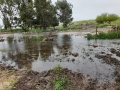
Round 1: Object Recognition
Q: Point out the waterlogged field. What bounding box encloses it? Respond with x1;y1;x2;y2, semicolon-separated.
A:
0;32;120;84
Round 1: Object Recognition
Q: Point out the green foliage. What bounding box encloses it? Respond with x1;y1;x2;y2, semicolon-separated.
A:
0;28;23;32
85;34;95;39
31;36;43;41
0;0;17;30
86;31;120;39
51;65;71;90
18;0;35;30
56;0;73;28
111;19;120;26
56;19;96;31
96;13;119;24
52;65;62;74
96;32;107;39
52;76;71;90
34;0;59;30
98;22;110;28
30;28;50;33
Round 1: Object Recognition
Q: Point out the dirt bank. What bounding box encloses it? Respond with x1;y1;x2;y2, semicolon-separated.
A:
0;64;120;90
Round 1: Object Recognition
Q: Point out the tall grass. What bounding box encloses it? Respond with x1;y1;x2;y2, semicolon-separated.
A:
86;31;120;39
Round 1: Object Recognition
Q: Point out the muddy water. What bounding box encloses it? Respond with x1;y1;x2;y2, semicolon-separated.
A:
0;32;120;84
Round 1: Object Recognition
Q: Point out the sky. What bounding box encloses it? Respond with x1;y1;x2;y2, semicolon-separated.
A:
52;0;120;21
0;0;120;26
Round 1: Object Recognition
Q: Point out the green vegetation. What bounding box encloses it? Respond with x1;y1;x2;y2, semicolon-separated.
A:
56;0;73;28
96;13;119;24
56;19;96;31
31;36;44;41
51;65;71;90
0;0;73;31
52;76;71;90
52;64;62;74
0;29;23;32
86;31;120;39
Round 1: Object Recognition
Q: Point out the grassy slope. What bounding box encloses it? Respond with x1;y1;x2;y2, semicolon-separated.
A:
56;19;96;31
56;19;120;31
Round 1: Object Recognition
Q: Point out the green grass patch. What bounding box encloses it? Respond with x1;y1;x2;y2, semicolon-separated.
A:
29;28;51;33
52;76;71;90
51;65;71;90
0;29;23;32
86;31;120;39
31;36;44;41
52;64;62;74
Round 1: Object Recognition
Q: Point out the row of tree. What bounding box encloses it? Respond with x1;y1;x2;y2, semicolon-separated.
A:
0;0;73;31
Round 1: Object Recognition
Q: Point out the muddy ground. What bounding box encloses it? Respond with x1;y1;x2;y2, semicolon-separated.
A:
0;64;120;90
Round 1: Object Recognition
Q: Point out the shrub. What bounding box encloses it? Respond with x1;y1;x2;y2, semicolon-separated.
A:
85;31;120;39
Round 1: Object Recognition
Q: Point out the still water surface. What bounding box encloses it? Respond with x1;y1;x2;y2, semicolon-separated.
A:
0;32;120;83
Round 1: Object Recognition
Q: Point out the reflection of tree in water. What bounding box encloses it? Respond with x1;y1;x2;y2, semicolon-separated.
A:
24;37;39;58
56;34;72;54
6;52;32;69
7;37;14;44
39;41;53;59
4;36;41;69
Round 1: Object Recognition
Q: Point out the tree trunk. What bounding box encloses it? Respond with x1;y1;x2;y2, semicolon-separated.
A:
96;26;98;36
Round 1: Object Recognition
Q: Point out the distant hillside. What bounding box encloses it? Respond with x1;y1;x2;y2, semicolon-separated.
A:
56;19;97;30
56;19;120;31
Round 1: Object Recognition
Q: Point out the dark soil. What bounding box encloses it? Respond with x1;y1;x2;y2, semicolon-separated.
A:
0;64;120;90
95;54;120;66
12;68;115;90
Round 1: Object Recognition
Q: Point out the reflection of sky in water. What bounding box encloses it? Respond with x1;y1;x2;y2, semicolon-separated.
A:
0;32;120;84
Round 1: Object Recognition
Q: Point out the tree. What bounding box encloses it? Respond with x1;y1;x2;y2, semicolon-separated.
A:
34;0;58;30
107;14;119;23
0;0;18;30
96;13;119;24
14;0;35;31
56;0;73;28
49;4;59;29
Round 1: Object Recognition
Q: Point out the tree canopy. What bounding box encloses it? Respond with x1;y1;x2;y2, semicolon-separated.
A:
0;0;73;30
96;13;119;24
56;0;73;27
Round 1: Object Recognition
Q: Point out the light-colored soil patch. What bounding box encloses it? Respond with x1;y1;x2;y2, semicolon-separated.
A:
0;65;25;90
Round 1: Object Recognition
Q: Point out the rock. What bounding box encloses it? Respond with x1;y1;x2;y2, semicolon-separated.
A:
116;51;120;57
63;52;67;56
49;37;54;41
93;45;98;48
42;38;49;41
42;37;54;42
45;76;51;81
0;39;4;42
72;53;79;57
110;48;116;54
46;83;51;90
72;59;75;62
85;53;89;56
101;52;105;54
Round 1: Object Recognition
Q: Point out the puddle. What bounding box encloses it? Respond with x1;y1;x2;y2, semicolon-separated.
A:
0;32;120;84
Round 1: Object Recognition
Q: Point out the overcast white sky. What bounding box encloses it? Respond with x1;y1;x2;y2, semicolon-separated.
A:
0;0;120;26
52;0;120;21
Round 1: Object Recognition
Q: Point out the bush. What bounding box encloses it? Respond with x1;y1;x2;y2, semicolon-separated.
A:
86;31;120;39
